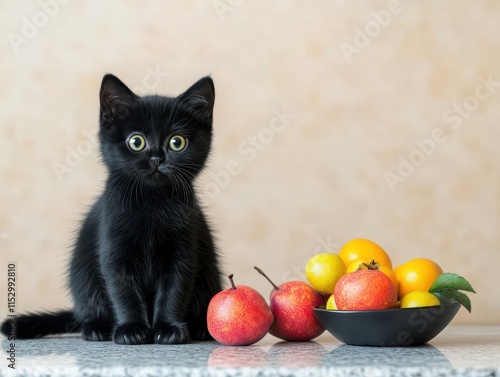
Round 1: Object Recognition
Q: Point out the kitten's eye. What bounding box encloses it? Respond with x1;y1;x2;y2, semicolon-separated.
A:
128;134;146;152
169;135;187;152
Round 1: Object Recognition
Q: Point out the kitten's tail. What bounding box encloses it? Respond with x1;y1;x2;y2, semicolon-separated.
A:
1;310;78;339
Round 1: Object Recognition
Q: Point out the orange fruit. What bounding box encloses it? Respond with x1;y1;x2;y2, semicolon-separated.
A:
338;239;392;269
394;258;443;300
400;291;440;308
346;259;399;292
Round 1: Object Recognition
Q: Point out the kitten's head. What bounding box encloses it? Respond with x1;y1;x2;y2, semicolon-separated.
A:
98;74;215;191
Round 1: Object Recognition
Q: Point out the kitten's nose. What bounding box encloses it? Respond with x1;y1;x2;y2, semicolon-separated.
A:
149;156;165;169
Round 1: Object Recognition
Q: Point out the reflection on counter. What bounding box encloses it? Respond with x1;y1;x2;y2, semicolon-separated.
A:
0;326;499;377
322;344;451;368
208;345;268;367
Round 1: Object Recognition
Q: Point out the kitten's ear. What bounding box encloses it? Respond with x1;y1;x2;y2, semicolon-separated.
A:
99;74;137;122
180;76;215;119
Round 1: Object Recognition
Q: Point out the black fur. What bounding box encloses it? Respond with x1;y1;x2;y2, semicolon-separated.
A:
1;74;223;345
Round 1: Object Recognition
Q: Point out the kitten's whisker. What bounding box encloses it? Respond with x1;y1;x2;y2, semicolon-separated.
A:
128;176;140;211
170;167;196;208
106;174;128;206
119;175;135;212
135;175;145;207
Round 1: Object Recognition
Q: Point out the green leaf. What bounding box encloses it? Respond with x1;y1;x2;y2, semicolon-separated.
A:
429;273;476;293
432;289;472;313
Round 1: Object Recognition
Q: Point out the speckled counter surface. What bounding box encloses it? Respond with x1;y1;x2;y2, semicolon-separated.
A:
1;326;499;377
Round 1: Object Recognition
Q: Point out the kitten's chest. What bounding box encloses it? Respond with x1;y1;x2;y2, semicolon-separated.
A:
103;195;193;247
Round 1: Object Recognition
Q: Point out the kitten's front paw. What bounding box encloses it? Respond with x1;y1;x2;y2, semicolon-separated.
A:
82;321;112;341
113;323;152;345
153;322;189;344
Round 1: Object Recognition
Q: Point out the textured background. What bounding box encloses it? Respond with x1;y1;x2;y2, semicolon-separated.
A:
0;1;499;325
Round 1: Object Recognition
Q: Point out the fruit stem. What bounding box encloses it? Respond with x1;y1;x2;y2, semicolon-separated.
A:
254;266;279;290
228;274;237;290
361;260;380;270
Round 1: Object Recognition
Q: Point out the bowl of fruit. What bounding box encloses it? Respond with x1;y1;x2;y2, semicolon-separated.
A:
306;239;475;347
313;303;461;347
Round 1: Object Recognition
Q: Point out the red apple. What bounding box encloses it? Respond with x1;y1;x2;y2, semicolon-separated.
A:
207;274;273;346
334;269;397;310
254;267;325;341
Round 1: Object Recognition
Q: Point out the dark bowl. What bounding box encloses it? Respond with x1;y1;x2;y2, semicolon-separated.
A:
313;303;461;346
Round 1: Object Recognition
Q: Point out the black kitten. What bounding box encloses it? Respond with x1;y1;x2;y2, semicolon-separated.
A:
1;74;223;345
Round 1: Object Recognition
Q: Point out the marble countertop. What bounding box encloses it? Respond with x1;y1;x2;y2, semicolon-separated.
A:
1;326;499;377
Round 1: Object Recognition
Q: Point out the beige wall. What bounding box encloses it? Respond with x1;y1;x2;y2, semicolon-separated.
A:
1;1;499;325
